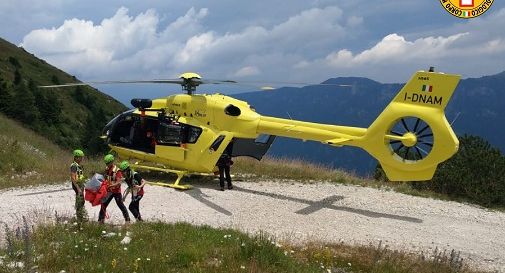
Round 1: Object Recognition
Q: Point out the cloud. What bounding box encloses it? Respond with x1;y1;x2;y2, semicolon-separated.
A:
20;6;356;81
159;7;208;43
291;7;505;82
19;5;505;84
233;66;260;77
325;32;469;66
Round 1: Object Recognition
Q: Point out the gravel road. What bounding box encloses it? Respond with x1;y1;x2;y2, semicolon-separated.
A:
0;181;504;272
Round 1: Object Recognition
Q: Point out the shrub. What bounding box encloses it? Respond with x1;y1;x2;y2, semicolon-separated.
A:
413;135;505;207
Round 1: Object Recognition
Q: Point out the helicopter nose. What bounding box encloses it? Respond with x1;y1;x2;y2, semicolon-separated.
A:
101;125;112;142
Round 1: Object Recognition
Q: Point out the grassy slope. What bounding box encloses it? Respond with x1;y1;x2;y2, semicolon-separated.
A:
0;113;68;188
0;37;126;148
0;113;104;189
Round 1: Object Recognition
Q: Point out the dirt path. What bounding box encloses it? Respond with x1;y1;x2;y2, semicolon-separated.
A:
1;181;504;272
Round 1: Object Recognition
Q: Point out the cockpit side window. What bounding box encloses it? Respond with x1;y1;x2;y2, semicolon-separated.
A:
185;125;202;144
157;122;182;146
157;121;203;146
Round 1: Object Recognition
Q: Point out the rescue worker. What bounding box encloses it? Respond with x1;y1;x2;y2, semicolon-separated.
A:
70;149;88;223
216;140;234;191
98;154;130;224
119;161;146;221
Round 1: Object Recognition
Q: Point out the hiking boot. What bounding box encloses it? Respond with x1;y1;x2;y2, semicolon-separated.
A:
219;187;225;191
227;184;233;190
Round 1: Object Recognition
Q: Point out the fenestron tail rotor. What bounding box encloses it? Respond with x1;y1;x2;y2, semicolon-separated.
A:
387;117;434;162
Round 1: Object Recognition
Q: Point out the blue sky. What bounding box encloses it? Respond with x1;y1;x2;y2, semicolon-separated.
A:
1;1;504;104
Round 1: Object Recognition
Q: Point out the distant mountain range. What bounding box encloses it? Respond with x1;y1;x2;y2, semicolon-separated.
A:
233;71;505;175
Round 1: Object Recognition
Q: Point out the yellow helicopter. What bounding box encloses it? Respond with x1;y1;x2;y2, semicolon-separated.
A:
43;68;460;189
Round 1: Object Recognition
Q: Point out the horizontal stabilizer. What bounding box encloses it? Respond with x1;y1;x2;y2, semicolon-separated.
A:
323;138;351;146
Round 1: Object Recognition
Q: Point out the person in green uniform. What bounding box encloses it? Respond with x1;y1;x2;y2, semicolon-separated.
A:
119;161;146;221
99;154;131;224
70;149;88;223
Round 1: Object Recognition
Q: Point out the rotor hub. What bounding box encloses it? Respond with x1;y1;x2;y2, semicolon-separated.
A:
388;117;434;162
179;72;202;95
401;132;417;147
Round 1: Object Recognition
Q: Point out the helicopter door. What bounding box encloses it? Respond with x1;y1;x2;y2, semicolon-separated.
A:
232;134;276;160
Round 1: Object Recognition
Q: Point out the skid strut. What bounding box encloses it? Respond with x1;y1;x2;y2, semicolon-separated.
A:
132;163;192;190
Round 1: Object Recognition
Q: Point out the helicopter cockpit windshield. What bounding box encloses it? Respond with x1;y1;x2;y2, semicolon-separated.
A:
102;109;134;139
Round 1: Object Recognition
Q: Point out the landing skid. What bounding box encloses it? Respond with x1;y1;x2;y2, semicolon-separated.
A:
132;163;192;190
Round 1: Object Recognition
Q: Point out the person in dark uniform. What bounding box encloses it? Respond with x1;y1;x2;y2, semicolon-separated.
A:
119;161;146;221
70;149;88;223
217;140;234;191
99;154;130;224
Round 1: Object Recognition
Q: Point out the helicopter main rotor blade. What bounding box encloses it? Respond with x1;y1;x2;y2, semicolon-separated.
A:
200;79;238;84
225;80;353;87
38;77;352;90
39;79;186;88
39;83;90;88
39;79;242;88
192;80;353;91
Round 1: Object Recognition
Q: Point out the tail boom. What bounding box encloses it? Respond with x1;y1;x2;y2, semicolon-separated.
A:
253;70;460;182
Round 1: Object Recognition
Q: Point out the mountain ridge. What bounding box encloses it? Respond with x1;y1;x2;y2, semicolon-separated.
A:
0;37;127;153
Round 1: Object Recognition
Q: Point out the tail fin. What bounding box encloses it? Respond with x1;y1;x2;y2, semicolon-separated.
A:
361;70;461;181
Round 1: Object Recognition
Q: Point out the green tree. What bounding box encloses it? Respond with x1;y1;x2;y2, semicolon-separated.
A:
414;135;505;207
81;111;108;155
51;75;60;85
44;91;62;124
14;69;22;85
28;79;37;92
0;80;12;113
28;79;62;125
8;56;21;68
73;86;87;105
35;89;59;124
11;83;39;124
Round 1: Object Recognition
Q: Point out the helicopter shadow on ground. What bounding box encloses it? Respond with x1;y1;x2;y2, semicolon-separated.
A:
232;186;423;223
177;176;422;223
184;186;233;216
